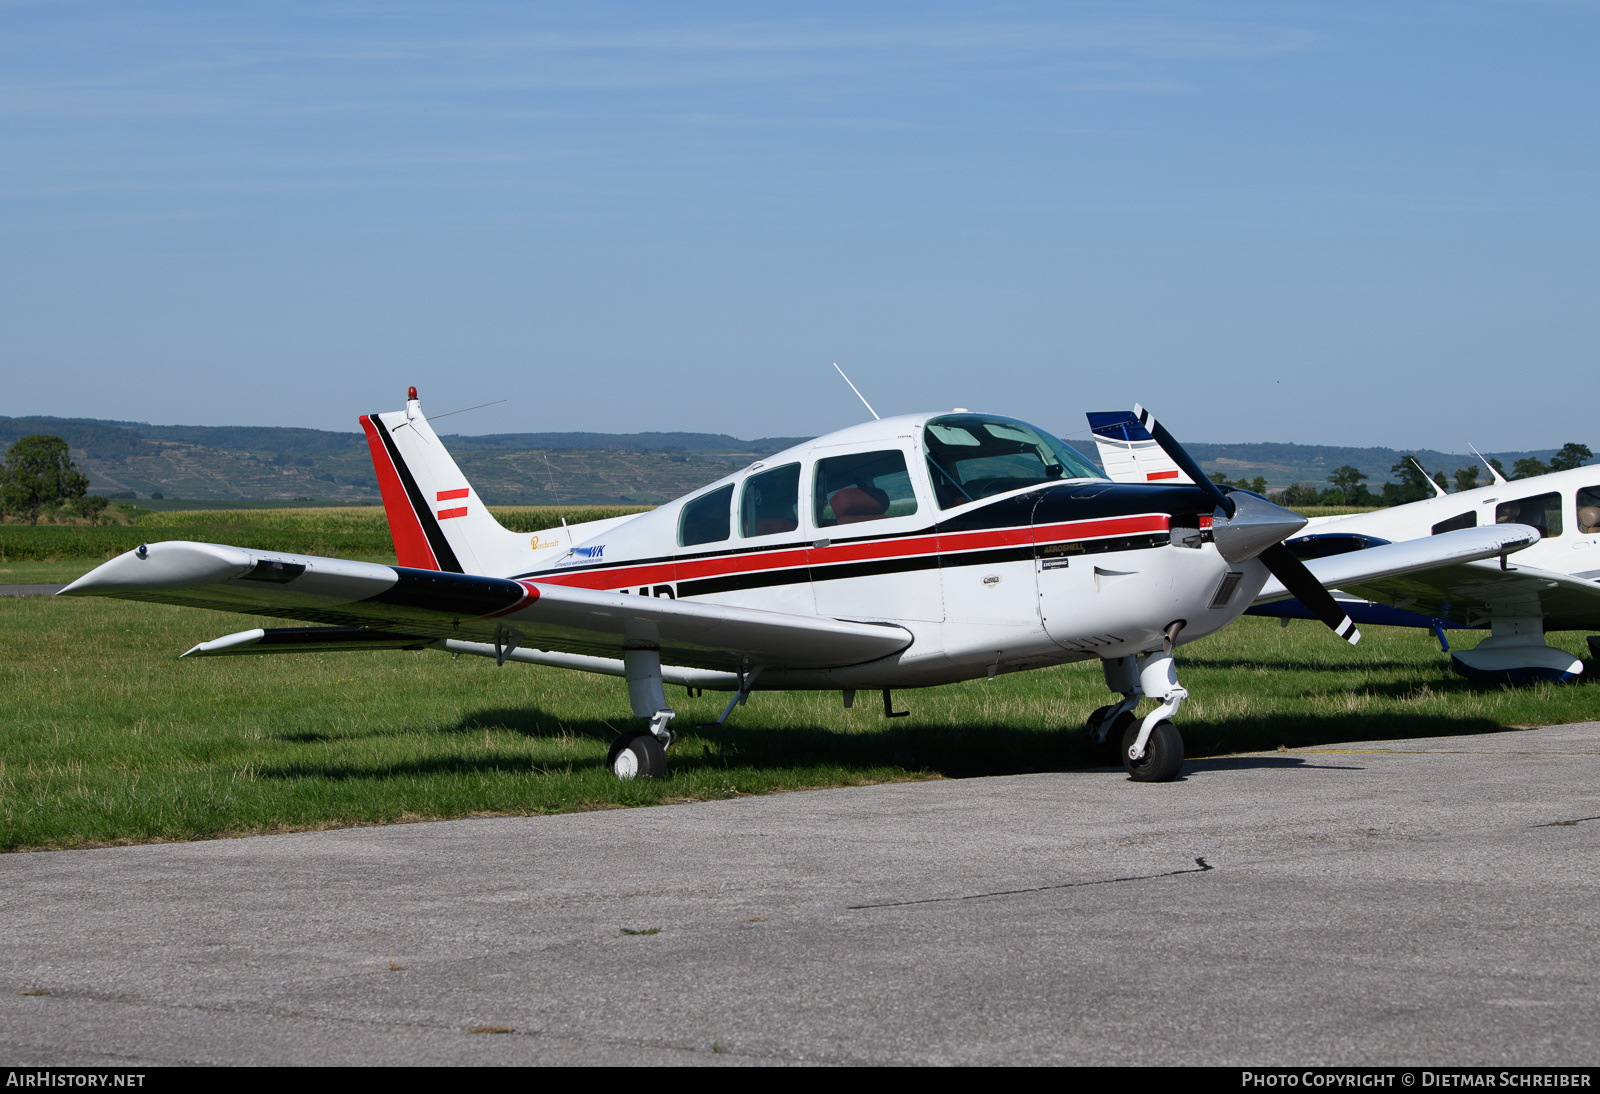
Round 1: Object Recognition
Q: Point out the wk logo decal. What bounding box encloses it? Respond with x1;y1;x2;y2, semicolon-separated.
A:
557;544;606;567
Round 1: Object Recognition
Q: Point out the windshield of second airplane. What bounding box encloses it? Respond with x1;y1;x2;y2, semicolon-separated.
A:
923;414;1103;508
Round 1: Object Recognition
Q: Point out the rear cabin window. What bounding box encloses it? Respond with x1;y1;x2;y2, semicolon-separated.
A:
1578;487;1600;535
679;484;734;547
813;450;918;528
741;463;800;538
923;414;1101;509
1497;492;1562;538
1432;511;1476;535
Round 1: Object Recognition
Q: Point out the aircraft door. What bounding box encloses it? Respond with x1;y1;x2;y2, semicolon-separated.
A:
1574;485;1600;573
1034;488;1151;655
808;442;944;622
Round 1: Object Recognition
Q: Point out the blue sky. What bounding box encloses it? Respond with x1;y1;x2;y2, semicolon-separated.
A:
1;1;1595;451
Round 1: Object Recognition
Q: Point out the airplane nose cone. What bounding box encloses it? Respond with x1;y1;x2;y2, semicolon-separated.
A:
1210;492;1307;564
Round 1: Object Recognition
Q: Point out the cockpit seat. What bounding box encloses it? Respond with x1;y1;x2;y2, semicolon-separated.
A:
831;486;891;525
1579;506;1600;535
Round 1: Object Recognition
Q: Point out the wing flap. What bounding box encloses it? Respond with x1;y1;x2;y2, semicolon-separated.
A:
65;541;913;671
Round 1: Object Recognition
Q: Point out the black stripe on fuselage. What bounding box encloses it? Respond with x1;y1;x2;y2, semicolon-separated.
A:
675;533;1172;598
373;415;464;574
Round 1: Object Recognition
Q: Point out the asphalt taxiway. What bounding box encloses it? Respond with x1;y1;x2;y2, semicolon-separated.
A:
4;723;1599;1066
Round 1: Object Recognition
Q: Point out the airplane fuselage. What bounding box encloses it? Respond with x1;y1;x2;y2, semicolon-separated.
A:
505;418;1270;691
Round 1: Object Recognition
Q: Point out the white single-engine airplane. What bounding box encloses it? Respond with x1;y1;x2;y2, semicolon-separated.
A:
61;392;1540;782
1089;413;1600;685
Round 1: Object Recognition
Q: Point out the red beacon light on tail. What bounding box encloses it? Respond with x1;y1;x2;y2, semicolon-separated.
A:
408;386;418;401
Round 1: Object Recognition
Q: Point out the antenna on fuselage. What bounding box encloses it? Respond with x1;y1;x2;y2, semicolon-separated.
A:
1410;456;1447;498
833;363;881;421
1469;444;1509;486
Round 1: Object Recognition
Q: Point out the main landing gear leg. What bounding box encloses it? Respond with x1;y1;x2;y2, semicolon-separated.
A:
609;649;678;780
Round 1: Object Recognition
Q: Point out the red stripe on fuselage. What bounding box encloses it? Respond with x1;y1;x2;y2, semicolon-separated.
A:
437;507;468;520
360;414;439;571
526;513;1171;592
1146;470;1180;481
437;488;469;501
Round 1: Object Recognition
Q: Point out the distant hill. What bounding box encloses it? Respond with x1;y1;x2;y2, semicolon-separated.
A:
0;416;810;505
0;415;1582;505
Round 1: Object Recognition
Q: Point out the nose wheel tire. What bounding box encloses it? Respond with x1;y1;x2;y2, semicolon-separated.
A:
608;730;668;779
1085;707;1136;765
1122;719;1184;782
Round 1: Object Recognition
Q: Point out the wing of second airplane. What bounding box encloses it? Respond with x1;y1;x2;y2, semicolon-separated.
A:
59;541;913;673
1253;524;1543;607
1328;557;1600;632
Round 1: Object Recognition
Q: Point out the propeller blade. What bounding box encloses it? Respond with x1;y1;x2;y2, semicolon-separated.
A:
1131;402;1357;645
1132;404;1235;518
1259;543;1362;645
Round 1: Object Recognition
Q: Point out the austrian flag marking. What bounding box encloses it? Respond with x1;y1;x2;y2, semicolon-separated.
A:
436;487;469;520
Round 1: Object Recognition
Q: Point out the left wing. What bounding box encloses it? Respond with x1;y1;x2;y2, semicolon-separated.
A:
61;541;914;672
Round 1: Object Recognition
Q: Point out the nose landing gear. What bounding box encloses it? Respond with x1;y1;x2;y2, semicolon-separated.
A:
1089;647;1189;782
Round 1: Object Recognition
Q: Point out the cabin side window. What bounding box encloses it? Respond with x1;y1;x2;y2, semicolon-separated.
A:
1578;487;1600;535
813;450;918;528
679;484;734;547
741;463;801;538
1431;511;1476;535
1497;492;1563;538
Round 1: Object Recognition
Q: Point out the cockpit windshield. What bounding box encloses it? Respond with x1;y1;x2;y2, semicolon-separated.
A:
923;414;1103;508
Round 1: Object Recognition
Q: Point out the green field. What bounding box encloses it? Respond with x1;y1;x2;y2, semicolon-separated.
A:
0;505;652;565
2;583;1595;852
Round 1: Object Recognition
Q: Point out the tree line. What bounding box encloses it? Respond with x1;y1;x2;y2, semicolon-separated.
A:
1254;443;1595;508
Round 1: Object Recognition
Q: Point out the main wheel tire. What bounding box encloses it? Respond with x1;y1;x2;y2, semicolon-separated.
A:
1086;709;1136;765
607;730;668;779
1121;719;1184;782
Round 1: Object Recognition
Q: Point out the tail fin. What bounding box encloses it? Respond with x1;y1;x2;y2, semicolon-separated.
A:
1085;411;1194;485
360;388;549;575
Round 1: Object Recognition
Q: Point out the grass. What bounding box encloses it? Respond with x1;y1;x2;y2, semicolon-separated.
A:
0;505;652;563
2;590;1597;852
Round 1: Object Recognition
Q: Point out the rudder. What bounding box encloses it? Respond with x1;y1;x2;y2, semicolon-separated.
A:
361;387;547;575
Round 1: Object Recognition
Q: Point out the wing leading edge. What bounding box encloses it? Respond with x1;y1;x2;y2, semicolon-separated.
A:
1253;524;1548;615
60;541;914;672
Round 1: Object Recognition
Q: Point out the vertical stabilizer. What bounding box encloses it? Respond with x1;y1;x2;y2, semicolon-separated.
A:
360;388;559;576
1085;412;1193;485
